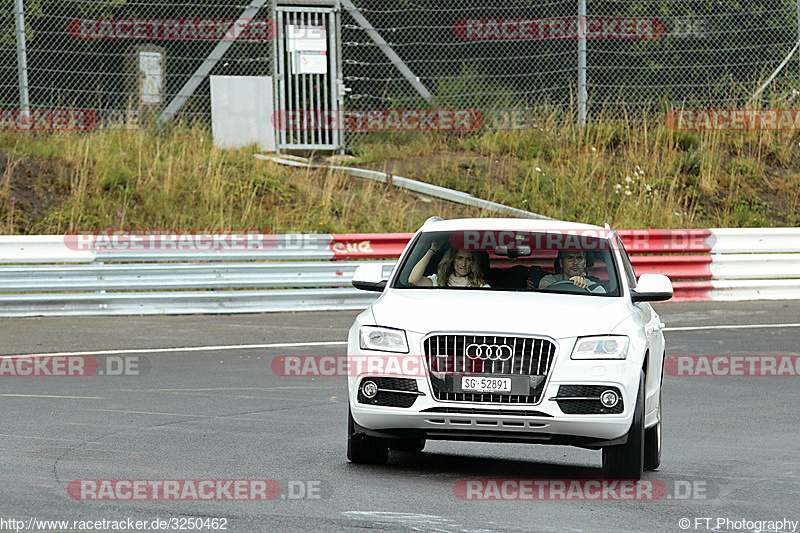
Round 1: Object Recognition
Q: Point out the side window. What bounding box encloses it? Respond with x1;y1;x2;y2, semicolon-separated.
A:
616;237;637;289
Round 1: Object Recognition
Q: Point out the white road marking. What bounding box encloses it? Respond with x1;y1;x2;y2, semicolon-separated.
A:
93;408;277;422
664;322;800;332
0;393;103;400
0;432;104;444
1;340;347;359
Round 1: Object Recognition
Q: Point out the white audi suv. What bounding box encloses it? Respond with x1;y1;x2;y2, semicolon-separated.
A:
347;217;672;479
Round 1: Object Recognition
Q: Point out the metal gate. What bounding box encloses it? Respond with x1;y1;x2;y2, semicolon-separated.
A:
273;4;343;152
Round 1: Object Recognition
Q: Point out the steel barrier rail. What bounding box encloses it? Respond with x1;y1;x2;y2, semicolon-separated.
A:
1;228;799;316
0;235;95;263
708;279;800;301
0;234;337;263
709;228;800;253
0;288;379;317
709;254;800;280
91;234;336;262
0;261;398;292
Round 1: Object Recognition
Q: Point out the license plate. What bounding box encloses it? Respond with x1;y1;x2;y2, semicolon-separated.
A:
461;376;512;393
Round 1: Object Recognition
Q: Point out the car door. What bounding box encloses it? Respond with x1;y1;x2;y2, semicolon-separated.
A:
617;236;664;413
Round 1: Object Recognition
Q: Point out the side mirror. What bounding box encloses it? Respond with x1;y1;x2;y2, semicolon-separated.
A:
631;273;673;302
352;263;387;292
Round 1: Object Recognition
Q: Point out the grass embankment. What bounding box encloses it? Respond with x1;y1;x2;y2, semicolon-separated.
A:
1;116;799;234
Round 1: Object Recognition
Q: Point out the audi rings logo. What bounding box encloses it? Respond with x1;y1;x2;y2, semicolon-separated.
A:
466;344;513;361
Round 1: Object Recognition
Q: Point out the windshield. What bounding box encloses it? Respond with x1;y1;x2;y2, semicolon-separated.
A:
392;230;620;296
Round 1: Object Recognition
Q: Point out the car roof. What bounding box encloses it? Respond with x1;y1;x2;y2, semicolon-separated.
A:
418;217;606;233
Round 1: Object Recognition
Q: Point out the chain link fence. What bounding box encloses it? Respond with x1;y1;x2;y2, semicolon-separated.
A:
0;0;276;127
2;0;799;134
341;0;800;121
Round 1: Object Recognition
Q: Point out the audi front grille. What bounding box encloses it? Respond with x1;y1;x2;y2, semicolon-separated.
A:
423;334;556;404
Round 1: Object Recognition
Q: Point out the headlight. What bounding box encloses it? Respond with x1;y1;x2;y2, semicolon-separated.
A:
359;326;409;353
571;336;629;360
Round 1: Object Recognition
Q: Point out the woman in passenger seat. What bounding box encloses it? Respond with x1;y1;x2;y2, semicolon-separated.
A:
408;242;489;287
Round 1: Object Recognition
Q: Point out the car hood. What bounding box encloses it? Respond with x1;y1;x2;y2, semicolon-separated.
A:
371;289;632;339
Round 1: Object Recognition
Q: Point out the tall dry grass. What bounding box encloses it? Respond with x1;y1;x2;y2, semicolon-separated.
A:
1;105;799;234
349;103;800;228
0;123;482;234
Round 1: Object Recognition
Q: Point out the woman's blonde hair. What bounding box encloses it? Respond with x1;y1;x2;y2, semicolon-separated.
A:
436;248;486;287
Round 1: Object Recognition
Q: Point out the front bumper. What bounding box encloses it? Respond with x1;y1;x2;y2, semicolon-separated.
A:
349;387;633;447
347;340;641;447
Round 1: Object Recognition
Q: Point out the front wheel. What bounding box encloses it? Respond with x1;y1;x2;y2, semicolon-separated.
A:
602;370;645;480
347;407;388;465
644;387;662;471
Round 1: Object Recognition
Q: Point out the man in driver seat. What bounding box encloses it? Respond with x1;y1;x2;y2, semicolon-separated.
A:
538;250;606;293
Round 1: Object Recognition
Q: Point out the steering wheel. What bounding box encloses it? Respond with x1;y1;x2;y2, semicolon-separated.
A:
544;279;592;293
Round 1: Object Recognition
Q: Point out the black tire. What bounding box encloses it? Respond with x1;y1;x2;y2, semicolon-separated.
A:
388;438;426;453
347;407;388;464
602;370;645;480
644;387;662;471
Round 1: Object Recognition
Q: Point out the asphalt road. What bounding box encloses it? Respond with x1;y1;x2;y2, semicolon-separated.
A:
0;301;798;533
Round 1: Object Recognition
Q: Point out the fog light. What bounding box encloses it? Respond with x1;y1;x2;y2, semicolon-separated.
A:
600;390;619;408
362;380;378;399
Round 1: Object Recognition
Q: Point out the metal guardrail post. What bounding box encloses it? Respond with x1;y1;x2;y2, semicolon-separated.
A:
577;0;587;128
14;0;30;119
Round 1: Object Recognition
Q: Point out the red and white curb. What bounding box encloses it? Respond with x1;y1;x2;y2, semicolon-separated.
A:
328;228;800;302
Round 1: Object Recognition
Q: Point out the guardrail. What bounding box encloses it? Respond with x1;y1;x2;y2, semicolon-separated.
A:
0;228;798;316
257;155;551;220
0;237;399;316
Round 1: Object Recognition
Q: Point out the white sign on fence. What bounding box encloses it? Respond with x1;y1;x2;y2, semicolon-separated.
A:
287;25;327;52
295;51;327;74
210;75;275;151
